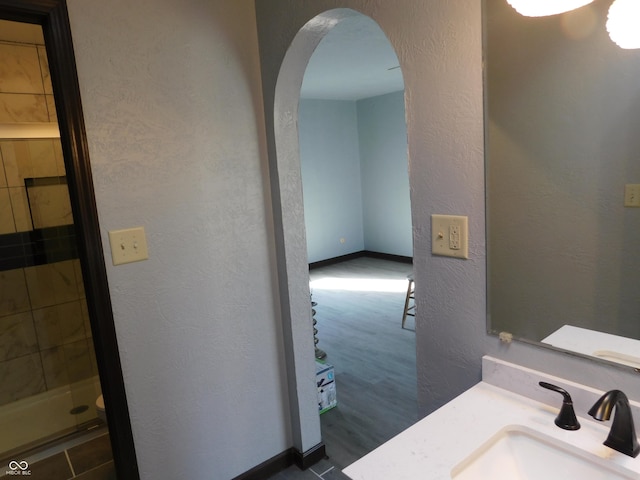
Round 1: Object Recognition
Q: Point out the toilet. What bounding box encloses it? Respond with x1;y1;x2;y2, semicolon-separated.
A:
96;395;106;422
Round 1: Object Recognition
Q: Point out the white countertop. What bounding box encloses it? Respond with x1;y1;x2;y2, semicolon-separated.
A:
542;325;640;368
343;381;640;480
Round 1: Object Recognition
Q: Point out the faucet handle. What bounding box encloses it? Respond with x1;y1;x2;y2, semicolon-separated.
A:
539;381;581;430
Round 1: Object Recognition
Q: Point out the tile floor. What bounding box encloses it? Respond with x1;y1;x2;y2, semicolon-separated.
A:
267;458;350;480
1;429;114;480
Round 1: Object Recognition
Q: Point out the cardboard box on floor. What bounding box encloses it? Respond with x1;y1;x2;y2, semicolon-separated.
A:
316;362;337;414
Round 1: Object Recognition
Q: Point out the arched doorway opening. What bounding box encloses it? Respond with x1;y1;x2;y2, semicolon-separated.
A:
273;8;416;470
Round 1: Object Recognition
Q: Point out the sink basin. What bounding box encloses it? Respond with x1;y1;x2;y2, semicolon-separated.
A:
451;425;636;479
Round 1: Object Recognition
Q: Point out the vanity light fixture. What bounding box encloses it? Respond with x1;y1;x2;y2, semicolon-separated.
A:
505;0;595;17
607;0;640;49
506;0;640;50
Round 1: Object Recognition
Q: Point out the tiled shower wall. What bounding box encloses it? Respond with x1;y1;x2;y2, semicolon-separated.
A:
0;39;97;406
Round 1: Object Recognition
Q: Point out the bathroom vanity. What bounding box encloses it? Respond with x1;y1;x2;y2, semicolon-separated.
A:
343;357;640;479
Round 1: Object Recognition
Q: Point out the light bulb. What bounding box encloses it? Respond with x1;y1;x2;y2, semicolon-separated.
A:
506;0;595;17
607;0;640;49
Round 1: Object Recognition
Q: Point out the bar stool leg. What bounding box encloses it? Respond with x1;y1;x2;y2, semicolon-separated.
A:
401;275;415;329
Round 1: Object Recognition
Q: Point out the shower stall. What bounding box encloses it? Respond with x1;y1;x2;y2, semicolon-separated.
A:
0;20;103;459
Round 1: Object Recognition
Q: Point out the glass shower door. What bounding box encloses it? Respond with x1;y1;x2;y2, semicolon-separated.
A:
0;20;104;458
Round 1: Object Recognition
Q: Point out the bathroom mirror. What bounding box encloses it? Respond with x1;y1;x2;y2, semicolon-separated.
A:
484;0;640;369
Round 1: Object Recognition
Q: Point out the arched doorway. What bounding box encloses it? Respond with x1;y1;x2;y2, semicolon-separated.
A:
272;8;416;469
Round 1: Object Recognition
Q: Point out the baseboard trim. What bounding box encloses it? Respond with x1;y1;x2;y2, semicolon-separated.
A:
293;442;326;470
309;250;412;269
309;251;366;269
232;449;293;480
364;250;413;264
233;443;326;480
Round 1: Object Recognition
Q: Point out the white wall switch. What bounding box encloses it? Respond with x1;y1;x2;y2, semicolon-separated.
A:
432;214;469;259
624;184;640;207
108;226;149;266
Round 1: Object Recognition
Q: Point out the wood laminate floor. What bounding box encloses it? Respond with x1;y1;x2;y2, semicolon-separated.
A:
270;256;417;479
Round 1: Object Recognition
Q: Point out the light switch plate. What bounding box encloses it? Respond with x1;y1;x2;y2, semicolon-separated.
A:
432;214;469;259
108;227;149;265
624;184;640;207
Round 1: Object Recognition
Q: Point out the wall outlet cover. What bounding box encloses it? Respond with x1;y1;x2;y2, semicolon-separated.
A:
624;184;640;207
432;214;469;259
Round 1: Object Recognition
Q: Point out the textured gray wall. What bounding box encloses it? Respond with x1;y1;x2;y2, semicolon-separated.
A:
67;1;291;478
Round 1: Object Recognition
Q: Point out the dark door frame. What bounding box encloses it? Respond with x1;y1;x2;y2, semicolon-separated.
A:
0;1;139;477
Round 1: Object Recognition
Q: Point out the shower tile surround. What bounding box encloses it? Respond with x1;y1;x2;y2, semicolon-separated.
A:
0;264;96;407
0;37;98;445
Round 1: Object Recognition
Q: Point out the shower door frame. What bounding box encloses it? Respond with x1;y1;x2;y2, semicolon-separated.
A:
0;1;139;478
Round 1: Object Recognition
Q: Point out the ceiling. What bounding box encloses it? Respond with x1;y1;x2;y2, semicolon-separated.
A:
300;15;404;101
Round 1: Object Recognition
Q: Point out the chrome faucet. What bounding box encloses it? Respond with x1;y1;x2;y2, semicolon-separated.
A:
588;390;640;457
